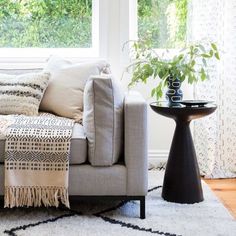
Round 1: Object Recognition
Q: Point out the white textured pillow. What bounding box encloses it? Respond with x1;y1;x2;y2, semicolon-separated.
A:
0;72;50;116
40;56;110;123
83;75;124;166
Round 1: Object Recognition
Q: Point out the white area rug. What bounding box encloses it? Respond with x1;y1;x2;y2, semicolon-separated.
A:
0;171;235;236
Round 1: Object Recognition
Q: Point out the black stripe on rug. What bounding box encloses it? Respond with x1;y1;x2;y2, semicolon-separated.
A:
98;215;179;236
148;185;162;192
4;211;81;236
4;185;181;236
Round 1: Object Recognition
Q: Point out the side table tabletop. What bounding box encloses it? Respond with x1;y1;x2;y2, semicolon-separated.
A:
150;102;217;204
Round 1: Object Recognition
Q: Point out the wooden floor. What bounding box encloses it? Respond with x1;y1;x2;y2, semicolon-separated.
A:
205;178;236;219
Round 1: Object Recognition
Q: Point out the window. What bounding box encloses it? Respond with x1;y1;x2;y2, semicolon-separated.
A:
0;0;99;58
138;0;187;48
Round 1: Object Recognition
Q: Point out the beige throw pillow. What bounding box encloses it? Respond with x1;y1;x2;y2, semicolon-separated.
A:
0;72;50;116
83;75;124;166
40;56;110;122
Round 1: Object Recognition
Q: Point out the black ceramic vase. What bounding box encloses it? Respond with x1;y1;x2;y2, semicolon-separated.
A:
165;76;183;103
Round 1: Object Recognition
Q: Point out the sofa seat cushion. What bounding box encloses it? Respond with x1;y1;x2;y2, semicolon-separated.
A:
70;123;87;164
0;123;87;164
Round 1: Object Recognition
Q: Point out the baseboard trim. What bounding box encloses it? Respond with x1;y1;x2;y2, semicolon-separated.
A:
148;150;168;169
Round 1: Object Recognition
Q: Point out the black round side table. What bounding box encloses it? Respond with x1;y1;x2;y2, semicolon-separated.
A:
150;102;217;204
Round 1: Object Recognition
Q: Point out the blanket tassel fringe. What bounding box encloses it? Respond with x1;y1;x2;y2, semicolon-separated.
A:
4;186;70;208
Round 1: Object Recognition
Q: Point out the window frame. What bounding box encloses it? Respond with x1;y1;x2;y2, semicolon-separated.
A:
0;0;100;64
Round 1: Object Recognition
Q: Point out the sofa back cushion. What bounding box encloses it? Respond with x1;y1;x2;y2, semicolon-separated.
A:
40;56;110;123
83;75;124;166
0;72;49;116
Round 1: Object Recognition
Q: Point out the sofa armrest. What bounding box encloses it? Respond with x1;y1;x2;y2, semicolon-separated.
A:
124;91;148;195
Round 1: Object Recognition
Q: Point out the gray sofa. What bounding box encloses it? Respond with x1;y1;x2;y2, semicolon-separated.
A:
0;70;148;218
0;69;148;219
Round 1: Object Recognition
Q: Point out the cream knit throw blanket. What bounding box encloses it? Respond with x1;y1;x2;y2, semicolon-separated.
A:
1;113;74;208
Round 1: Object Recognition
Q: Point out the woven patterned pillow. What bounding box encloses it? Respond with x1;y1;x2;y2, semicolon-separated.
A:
0;72;50;116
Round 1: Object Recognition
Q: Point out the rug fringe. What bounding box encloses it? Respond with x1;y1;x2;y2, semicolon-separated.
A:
4;186;70;208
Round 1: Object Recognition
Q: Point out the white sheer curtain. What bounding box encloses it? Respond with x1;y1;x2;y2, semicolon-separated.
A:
188;0;236;178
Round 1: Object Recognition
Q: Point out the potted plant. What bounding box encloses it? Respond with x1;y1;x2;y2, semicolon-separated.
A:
124;39;220;103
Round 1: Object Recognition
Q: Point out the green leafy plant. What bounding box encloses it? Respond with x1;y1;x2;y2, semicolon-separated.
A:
0;0;92;48
124;39;220;100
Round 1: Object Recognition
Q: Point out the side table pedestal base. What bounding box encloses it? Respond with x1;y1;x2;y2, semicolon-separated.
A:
162;121;203;204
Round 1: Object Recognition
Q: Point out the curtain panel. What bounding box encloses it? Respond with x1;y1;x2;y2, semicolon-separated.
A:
188;0;236;178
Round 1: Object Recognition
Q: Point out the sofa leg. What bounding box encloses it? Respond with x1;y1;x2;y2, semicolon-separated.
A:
140;197;146;219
